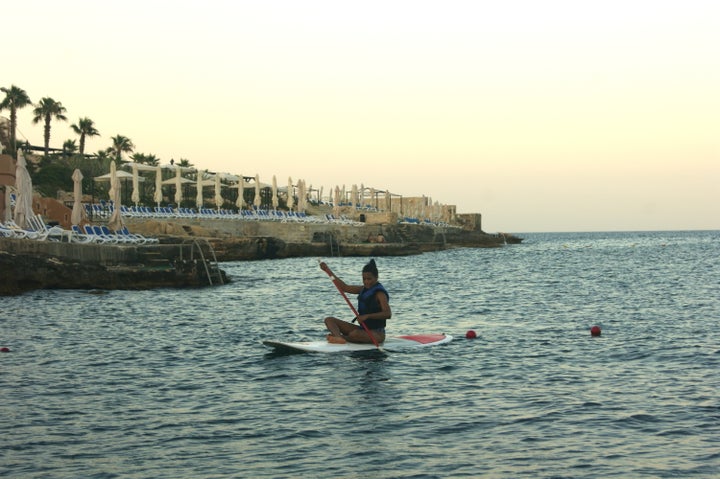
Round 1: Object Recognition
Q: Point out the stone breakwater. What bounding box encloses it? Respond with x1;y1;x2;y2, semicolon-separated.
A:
0;236;229;296
0;216;521;295
128;217;522;261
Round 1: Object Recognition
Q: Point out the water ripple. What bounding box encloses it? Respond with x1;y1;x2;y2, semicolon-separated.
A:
1;231;719;478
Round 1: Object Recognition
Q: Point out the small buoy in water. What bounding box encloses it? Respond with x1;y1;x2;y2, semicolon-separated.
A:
590;325;602;337
0;347;10;353
465;330;477;339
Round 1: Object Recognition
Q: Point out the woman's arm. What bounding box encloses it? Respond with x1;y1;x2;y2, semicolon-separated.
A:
335;277;362;294
319;262;362;294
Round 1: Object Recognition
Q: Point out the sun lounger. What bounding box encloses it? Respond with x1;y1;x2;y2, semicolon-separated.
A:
0;221;30;239
100;225;133;244
117;226;159;244
70;225;94;243
27;215;72;241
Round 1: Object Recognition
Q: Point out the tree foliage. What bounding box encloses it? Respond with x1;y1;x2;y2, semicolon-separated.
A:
0;84;32;154
32;97;68;156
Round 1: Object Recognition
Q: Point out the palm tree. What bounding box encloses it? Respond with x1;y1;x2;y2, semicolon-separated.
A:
0;85;32;154
131;152;160;166
94;148;113;168
178;158;194;168
70;117;100;155
63;139;78;155
110;134;134;163
32;97;68;156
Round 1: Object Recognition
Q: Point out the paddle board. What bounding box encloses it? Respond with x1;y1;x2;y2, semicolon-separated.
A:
263;333;452;353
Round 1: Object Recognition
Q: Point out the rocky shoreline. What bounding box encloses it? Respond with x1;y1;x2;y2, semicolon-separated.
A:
0;217;521;296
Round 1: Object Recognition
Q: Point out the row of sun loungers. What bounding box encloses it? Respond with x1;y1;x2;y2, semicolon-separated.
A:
72;225;159;244
82;203;450;227
1;215;158;245
399;217;460;228
1;216;72;241
103;205;363;225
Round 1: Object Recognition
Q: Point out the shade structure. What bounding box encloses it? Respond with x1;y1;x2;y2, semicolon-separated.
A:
13;150;34;229
253;174;261;208
71;169;85;225
131;163;140;205
214;174;223;210
271;175;278;210
154;166;163;206
286;177;294;211
161;177;194;185
94;170;137;182
107;163;124;231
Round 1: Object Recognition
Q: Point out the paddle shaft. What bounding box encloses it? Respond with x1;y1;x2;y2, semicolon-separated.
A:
320;262;381;349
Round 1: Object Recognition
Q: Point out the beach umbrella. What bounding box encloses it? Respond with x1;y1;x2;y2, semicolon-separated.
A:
108;160;117;203
3;188;11;222
154;166;163;206
287;177;294;211
196;170;204;209
131;163;140;206
271;175;278;210
333;186;340;216
297;179;306;213
253;174;261;209
351;184;358;209
130;163;140;206
174;164;183;205
13;150;34;229
214;174;223;210
236;173;245;208
107;166;124;231
71;169;85;225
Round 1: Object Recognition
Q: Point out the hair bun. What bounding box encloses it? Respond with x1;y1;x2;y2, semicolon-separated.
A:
362;259;379;276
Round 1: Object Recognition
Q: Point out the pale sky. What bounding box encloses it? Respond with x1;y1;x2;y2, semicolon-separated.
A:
3;0;719;232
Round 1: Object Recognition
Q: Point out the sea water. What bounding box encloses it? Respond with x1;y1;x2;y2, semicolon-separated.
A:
1;230;718;478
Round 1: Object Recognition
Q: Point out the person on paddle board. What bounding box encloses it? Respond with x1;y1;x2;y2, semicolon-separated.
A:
320;259;391;344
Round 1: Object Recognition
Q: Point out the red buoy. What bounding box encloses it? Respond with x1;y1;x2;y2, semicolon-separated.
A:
0;347;10;353
590;326;602;337
465;330;477;339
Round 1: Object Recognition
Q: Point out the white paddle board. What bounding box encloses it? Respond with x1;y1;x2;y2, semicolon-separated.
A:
263;333;452;353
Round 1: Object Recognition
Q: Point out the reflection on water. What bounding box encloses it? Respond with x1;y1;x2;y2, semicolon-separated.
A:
1;230;719;478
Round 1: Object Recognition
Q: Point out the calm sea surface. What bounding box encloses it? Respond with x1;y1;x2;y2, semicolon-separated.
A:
2;230;719;478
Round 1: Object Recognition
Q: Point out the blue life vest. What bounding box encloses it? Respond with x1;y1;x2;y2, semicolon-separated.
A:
357;283;389;330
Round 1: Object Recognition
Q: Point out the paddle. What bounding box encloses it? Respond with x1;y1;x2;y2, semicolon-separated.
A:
318;260;382;349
